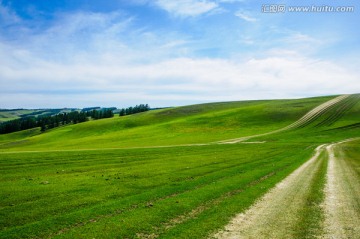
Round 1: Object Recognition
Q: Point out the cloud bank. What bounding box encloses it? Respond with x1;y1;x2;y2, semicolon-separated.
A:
0;1;359;108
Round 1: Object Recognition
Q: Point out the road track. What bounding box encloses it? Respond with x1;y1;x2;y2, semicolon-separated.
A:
213;145;327;239
213;139;360;239
322;140;360;238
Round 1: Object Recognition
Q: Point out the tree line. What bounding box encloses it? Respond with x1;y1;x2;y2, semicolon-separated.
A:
86;109;114;120
0;109;114;134
0;104;150;134
119;104;150;116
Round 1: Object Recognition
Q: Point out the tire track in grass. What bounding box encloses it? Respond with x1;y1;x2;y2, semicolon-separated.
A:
44;152;286;238
136;170;279;239
213;144;327;239
322;139;360;239
54;159;287;238
0;146;288;239
315;94;360;127
218;95;350;144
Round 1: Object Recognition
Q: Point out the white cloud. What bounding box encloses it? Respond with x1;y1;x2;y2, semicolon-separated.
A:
235;11;257;22
154;0;219;17
1;37;359;108
0;7;359;108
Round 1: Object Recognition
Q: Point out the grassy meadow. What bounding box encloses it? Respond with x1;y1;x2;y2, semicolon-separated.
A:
0;96;334;151
0;94;359;238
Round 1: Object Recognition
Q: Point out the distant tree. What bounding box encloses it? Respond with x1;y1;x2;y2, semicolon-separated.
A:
108;109;114;118
40;123;46;132
119;108;126;116
55;115;60;127
78;112;88;123
119;104;150;117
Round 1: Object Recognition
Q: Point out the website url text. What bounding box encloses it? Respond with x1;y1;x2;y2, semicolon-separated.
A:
262;5;355;13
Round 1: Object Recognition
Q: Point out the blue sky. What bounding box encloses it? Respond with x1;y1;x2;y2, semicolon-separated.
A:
0;0;359;108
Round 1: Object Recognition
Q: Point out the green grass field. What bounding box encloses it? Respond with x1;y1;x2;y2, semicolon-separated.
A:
0;94;359;238
0;95;335;151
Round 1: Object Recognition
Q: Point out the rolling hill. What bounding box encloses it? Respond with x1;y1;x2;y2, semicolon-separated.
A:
0;94;359;239
2;95;357;151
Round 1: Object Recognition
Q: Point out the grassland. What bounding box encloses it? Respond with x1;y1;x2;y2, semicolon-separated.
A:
0;96;335;151
0;94;359;239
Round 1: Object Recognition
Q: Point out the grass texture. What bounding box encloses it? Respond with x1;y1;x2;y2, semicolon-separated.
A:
0;94;359;238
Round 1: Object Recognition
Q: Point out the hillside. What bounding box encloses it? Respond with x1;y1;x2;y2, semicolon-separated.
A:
1;94;359;239
0;95;344;151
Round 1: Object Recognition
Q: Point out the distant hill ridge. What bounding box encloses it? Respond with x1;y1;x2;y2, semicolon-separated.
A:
1;94;359;152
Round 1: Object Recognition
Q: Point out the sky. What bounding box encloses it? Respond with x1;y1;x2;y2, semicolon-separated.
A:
0;0;359;108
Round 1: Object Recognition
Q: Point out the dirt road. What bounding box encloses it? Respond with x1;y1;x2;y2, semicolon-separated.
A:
322;141;360;238
213;145;327;239
213;139;360;239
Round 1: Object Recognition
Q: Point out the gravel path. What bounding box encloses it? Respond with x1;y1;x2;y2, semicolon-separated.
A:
213;145;327;239
214;139;360;239
322;141;360;238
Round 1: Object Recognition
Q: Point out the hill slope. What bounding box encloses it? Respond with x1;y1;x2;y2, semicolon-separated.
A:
0;95;344;151
1;94;359;239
